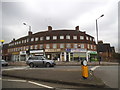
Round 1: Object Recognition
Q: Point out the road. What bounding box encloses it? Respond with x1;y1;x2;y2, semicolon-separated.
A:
1;65;119;89
2;76;93;89
93;66;119;88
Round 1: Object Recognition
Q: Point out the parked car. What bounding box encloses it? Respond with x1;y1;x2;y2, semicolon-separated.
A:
26;56;56;68
0;60;8;66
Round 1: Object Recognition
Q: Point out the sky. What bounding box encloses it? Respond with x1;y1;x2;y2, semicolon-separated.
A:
1;0;119;52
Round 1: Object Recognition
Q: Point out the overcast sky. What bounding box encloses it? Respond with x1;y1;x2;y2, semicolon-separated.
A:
1;0;119;52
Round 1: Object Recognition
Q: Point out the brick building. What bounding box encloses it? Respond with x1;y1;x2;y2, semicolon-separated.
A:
97;41;115;61
3;26;97;62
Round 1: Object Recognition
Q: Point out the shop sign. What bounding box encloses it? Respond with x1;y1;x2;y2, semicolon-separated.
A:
30;50;44;53
20;51;26;55
66;49;71;52
71;49;87;52
88;51;97;54
12;52;19;55
45;49;62;52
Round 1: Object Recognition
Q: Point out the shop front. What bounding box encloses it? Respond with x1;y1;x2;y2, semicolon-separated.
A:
65;48;87;62
45;49;64;61
11;52;19;61
87;51;97;62
19;51;27;61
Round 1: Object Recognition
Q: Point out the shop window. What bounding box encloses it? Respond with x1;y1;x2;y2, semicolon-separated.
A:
53;36;57;40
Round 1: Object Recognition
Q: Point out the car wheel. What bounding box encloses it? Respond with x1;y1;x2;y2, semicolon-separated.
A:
29;63;34;68
46;63;51;67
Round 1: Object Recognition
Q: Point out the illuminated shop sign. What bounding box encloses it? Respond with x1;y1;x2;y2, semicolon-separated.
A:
71;49;87;52
45;49;63;52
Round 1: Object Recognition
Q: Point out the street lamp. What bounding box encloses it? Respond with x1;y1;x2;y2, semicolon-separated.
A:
23;23;31;31
23;23;32;57
96;14;104;65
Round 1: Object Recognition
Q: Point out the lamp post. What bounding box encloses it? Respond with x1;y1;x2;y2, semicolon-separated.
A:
0;40;5;60
96;14;104;65
23;23;32;57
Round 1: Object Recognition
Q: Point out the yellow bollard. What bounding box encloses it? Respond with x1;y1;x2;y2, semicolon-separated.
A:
81;60;88;79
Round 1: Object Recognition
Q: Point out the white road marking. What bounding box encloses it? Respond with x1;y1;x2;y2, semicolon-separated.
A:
2;67;29;71
90;66;100;71
28;81;54;89
2;79;26;82
1;78;54;89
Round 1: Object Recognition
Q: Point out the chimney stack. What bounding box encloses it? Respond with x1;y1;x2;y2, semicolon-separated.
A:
75;26;79;31
28;31;32;36
48;26;52;31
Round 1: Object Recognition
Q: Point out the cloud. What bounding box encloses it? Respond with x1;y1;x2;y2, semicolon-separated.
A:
2;0;119;52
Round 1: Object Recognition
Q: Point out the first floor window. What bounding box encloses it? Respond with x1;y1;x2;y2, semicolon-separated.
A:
73;44;78;48
40;44;44;49
81;44;84;48
46;44;50;49
53;44;57;49
66;44;71;48
60;44;64;48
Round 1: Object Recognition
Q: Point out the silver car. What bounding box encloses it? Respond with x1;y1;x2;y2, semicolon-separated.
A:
0;60;8;66
26;56;56;68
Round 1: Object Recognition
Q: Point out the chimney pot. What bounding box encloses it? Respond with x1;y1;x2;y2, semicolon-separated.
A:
48;26;52;31
75;26;79;31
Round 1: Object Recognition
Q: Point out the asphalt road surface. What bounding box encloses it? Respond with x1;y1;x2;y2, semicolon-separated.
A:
2;76;95;89
93;66;119;88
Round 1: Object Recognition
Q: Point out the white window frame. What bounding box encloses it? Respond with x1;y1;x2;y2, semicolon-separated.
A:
53;36;57;40
35;37;39;41
74;44;78;48
86;36;89;40
40;44;44;49
60;36;64;39
66;35;70;39
81;44;84;48
31;38;34;42
80;36;84;40
40;37;43;41
53;44;57;49
46;44;50;49
46;36;50;40
60;44;64;48
73;36;77;40
66;44;71;48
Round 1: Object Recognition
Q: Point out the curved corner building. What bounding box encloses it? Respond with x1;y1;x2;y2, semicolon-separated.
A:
8;26;97;62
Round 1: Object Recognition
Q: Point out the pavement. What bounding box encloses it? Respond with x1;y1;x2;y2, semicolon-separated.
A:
2;67;106;88
8;61;119;66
